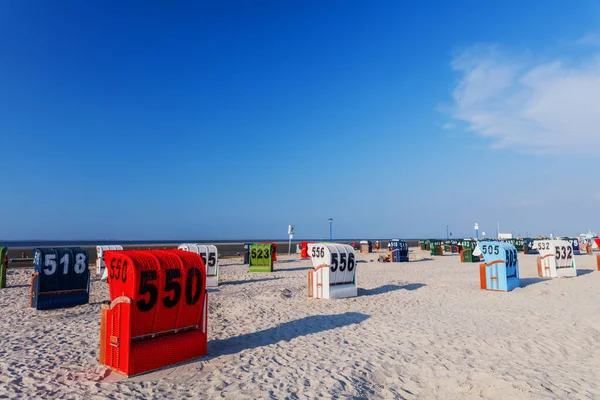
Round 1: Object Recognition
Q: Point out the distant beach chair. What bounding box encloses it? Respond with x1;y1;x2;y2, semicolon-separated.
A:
389;239;409;262
429;240;443;256
523;238;539;255
249;243;274;272
300;242;315;259
0;247;7;289
359;240;372;253
96;245;124;279
593;238;600;255
460;239;480;263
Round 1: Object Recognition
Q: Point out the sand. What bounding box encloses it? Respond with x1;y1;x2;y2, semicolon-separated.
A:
1;249;600;399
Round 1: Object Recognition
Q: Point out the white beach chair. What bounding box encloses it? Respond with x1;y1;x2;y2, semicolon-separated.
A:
534;240;577;278
96;245;124;279
307;243;357;299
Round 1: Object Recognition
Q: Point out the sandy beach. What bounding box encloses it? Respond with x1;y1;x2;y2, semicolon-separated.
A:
1;248;600;399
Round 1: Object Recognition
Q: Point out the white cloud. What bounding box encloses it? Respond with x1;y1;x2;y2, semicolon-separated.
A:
448;44;600;154
576;32;600;47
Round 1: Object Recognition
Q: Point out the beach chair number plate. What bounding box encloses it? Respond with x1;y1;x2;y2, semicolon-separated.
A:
481;244;517;267
38;253;87;276
200;252;217;268
312;246;355;272
250;248;271;259
554;245;573;268
136;268;203;312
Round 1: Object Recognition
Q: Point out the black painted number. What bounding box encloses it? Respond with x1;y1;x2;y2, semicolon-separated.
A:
109;258;115;280
340;253;347;271
348;253;355;271
109;258;128;283
208;253;217;267
137;270;158;312
506;249;517;267
554;246;572;260
312;247;325;258
537;242;550;251
114;259;121;281
163;269;182;308
186;267;202;305
137;267;203;312
122;260;127;283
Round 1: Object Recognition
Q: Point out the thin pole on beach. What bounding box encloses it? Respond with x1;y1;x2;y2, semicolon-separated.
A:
288;225;294;255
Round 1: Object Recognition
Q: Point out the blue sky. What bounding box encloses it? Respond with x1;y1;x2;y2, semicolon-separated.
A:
1;1;599;240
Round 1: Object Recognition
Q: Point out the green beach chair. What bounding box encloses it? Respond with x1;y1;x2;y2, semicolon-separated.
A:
430;240;442;256
249;243;274;272
0;247;7;288
459;240;480;263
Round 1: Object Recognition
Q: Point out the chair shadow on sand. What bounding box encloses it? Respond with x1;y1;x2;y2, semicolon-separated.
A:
410;257;433;262
221;277;281;286
358;283;426;297
208;312;370;358
6;284;31;289
519;277;550;288
577;269;595;277
278;266;312;272
519;270;594;288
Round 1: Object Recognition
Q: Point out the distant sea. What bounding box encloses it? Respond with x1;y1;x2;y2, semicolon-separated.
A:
0;238;420;248
0;239;273;248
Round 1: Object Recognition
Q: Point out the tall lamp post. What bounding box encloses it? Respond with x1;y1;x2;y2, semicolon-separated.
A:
446;225;449;240
474;223;479;240
328;218;333;242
